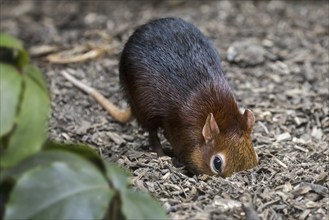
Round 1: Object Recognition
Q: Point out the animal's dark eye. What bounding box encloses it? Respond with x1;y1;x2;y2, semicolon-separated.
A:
212;156;222;173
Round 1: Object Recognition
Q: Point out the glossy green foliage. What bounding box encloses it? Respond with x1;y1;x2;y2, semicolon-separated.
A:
0;64;22;137
0;33;29;68
0;34;168;220
4;151;113;220
0;35;50;168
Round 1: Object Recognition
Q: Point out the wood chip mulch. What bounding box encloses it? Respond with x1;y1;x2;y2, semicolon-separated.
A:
1;1;328;219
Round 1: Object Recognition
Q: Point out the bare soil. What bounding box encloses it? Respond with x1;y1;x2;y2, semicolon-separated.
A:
1;1;328;219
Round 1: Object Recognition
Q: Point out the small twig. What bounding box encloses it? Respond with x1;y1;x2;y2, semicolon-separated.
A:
293;145;309;153
257;121;269;134
47;47;106;64
273;156;288;169
267;152;288;169
179;182;188;199
258;198;281;211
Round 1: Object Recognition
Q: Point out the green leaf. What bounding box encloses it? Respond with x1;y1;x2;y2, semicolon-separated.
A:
0;150;87;181
105;161;131;191
0;63;22;137
0;74;50;167
0;33;24;51
0;33;29;67
4;151;114;220
24;64;48;93
44;142;99;160
44;141;105;173
121;190;168;220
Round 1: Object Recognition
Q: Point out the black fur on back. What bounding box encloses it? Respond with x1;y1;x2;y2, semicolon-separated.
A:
119;17;231;131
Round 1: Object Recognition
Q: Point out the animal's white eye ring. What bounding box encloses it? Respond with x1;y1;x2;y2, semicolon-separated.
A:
210;153;225;175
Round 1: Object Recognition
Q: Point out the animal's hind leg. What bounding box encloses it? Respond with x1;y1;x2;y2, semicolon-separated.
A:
148;130;165;156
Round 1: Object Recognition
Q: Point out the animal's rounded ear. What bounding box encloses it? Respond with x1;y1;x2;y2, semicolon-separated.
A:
202;113;220;144
244;109;255;132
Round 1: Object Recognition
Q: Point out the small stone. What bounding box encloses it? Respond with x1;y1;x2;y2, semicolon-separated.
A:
262;39;274;47
76;120;91;134
227;40;266;66
276;132;291;142
311;127;323;140
162;202;171;211
61;133;70;140
213;197;241;211
121;134;134;141
292;137;307;144
162;172;171;180
107;131;126;145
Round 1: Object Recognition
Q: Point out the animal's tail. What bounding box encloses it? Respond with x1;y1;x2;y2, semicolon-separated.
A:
61;71;133;123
